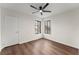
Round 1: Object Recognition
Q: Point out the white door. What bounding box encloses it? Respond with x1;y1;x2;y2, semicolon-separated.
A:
4;16;19;47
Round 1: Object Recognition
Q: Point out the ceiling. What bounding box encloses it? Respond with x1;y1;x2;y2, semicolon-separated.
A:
0;3;79;18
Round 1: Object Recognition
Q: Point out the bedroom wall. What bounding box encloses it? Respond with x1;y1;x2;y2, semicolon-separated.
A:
0;8;1;51
1;8;41;49
18;14;42;43
70;9;79;48
45;8;79;49
1;8;20;49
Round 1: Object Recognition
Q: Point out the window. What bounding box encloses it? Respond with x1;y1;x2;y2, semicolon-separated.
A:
44;20;51;34
35;20;41;34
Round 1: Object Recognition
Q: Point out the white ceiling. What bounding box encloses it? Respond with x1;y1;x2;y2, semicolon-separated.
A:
0;3;79;18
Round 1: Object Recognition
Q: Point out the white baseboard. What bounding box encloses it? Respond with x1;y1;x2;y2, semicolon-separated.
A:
19;40;33;44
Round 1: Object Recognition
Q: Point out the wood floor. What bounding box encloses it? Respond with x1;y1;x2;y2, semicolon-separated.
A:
0;38;79;55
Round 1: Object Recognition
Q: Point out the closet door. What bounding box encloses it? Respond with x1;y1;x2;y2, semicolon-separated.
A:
4;16;19;47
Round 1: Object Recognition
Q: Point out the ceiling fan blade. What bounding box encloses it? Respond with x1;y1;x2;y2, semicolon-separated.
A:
43;3;49;9
30;5;38;10
43;10;51;12
32;11;39;14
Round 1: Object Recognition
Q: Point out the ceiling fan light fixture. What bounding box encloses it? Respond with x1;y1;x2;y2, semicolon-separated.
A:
39;10;42;12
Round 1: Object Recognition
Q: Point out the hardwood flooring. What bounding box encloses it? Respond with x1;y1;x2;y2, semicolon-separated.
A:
0;38;79;55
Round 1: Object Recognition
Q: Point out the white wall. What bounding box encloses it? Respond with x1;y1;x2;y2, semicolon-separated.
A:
70;9;79;48
1;8;19;49
18;14;41;43
1;8;41;49
45;8;79;49
0;8;1;51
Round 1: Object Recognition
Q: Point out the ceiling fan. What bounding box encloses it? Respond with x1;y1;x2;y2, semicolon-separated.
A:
30;3;51;15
